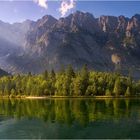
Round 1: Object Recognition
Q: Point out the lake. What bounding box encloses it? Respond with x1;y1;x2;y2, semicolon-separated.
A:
0;98;140;139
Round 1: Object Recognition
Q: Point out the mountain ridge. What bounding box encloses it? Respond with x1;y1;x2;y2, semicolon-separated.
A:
0;11;140;76
0;68;9;76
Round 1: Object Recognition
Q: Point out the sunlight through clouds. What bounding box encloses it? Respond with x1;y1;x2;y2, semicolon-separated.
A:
9;0;76;17
33;0;48;9
33;0;76;16
59;0;76;17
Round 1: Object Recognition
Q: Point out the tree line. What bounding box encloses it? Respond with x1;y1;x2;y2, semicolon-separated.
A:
0;65;140;97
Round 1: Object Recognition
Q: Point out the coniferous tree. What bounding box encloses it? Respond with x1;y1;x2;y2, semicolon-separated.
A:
125;86;131;97
50;69;56;96
73;76;82;96
80;64;89;95
0;67;139;97
105;89;112;96
43;70;48;80
66;65;75;78
113;78;121;96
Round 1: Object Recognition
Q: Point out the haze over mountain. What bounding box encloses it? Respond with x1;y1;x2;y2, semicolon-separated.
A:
0;68;9;76
0;11;140;75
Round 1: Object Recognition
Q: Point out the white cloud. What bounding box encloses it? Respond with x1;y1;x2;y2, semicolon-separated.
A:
59;0;76;17
33;0;76;17
33;0;48;9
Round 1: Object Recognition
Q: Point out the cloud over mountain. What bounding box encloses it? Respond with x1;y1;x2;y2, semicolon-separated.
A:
59;0;76;16
33;0;76;16
33;0;48;9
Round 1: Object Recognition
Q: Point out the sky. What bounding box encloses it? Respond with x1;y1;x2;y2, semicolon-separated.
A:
0;0;140;23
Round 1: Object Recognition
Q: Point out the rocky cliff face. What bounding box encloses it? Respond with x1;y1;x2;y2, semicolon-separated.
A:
0;11;140;74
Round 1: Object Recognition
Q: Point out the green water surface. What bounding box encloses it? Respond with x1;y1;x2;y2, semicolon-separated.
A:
0;98;140;139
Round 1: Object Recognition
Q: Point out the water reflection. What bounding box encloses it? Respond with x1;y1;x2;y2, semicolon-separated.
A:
0;98;140;126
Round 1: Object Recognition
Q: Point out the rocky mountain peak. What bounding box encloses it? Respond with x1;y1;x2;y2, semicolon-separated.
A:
1;11;140;74
72;11;94;19
36;15;57;28
117;15;128;31
125;14;140;38
71;11;95;24
99;15;118;32
25;15;57;48
39;15;57;27
54;11;98;33
133;14;140;20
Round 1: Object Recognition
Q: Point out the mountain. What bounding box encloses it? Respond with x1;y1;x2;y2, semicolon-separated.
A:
0;68;9;77
0;11;140;76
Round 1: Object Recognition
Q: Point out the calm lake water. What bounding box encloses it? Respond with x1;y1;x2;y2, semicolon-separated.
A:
0;98;140;139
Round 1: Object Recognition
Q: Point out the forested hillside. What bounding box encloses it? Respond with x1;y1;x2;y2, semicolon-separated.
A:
0;65;139;97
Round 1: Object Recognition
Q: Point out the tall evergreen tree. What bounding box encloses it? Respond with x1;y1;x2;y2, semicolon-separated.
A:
66;65;75;78
125;86;131;97
113;78;121;96
80;64;89;95
43;70;48;80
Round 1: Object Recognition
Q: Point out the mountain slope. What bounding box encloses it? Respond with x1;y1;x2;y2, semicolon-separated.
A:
0;11;140;75
0;68;9;76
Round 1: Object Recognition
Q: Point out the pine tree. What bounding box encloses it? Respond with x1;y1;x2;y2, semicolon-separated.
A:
66;65;75;78
105;89;112;96
50;69;56;80
59;64;65;75
43;70;48;80
73;76;82;96
80;64;89;95
125;86;131;97
113;78;121;96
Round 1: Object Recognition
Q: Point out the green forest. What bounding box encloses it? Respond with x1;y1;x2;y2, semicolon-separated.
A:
0;65;140;97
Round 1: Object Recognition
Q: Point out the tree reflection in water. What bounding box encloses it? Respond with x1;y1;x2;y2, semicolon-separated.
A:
0;98;140;126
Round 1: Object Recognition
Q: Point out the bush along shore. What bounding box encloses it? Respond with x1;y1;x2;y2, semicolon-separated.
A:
0;65;140;98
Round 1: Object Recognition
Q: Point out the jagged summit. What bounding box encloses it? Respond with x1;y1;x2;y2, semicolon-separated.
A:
0;11;140;75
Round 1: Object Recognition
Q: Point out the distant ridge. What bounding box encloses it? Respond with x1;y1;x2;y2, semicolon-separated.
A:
0;11;140;78
0;68;9;77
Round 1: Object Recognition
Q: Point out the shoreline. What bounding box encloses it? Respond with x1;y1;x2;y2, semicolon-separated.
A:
1;95;140;99
25;95;140;99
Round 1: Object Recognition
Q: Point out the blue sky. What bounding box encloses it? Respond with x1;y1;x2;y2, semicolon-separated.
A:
0;1;140;23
